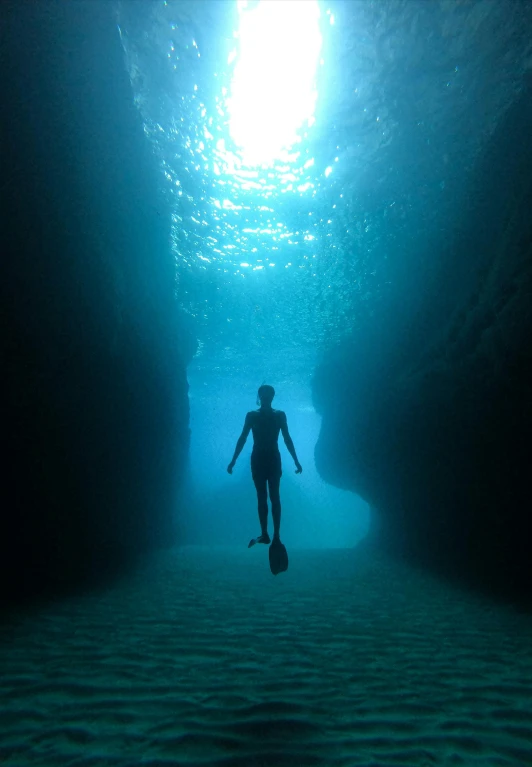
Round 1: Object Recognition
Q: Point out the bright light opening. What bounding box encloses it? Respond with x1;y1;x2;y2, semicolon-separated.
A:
228;0;322;167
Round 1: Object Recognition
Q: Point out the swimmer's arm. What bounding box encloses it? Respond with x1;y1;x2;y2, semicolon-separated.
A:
280;412;302;474
227;413;252;473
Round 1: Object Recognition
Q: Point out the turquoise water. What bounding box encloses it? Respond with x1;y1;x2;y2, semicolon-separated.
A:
119;0;529;370
2;2;532;765
118;0;531;549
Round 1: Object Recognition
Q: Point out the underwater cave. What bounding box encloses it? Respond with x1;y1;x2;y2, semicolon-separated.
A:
2;1;532;765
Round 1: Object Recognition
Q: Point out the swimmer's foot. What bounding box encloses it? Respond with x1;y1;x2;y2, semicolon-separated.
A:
248;533;271;548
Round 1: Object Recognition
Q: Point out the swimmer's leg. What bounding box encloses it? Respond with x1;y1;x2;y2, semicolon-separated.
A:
248;475;271;547
268;475;281;542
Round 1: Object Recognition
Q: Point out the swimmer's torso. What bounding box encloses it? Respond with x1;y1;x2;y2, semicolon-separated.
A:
248;408;285;452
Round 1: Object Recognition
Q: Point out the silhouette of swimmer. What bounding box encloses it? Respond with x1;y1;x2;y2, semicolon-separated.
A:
227;384;302;547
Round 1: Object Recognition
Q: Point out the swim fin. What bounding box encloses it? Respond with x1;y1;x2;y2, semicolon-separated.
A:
269;538;289;575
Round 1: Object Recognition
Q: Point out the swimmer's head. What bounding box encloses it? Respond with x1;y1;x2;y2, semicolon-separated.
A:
257;384;275;406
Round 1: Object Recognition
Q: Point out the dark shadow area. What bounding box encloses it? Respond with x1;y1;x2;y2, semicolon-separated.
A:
313;76;532;604
2;1;192;609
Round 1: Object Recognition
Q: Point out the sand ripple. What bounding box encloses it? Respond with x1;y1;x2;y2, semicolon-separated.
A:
1;547;531;766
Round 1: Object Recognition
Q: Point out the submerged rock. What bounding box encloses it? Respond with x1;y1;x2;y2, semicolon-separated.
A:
2;1;190;605
313;78;532;600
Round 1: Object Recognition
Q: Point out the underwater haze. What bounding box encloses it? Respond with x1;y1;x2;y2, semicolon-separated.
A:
185;366;369;549
118;0;529;550
118;0;529;553
2;1;532;766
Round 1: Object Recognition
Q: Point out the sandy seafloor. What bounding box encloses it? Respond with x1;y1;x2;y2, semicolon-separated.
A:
1;546;532;767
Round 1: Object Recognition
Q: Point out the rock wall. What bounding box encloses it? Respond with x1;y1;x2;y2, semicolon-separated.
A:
2;1;190;605
314;80;532;600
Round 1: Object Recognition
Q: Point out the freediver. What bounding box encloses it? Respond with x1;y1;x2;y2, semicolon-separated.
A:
227;384;302;548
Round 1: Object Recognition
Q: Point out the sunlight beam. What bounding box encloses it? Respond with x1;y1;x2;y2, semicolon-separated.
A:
228;0;322;167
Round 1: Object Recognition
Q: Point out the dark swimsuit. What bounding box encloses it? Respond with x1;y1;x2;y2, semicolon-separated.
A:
248;409;284;483
251;447;282;482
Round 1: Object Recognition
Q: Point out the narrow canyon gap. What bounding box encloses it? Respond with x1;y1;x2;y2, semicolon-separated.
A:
2;2;532;766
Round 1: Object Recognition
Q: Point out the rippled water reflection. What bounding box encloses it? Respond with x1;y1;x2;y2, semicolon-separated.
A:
119;0;531;371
